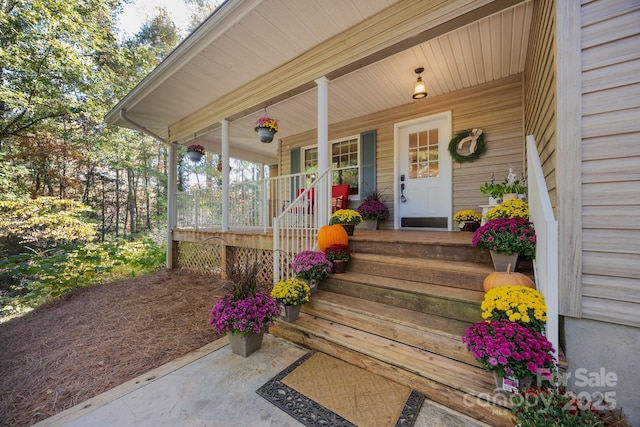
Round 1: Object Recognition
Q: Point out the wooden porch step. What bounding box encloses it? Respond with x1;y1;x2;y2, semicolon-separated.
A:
270;312;513;427
304;290;480;367
348;230;492;263
321;271;484;323
349;253;493;292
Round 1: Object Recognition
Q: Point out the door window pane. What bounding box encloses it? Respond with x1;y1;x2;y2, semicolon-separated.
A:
408;129;439;179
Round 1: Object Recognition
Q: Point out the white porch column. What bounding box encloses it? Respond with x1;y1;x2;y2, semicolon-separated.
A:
316;76;330;227
221;119;230;231
166;142;178;268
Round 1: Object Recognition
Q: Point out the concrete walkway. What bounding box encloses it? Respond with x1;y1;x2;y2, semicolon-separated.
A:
35;335;490;427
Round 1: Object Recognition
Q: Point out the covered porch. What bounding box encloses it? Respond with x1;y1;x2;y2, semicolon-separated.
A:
104;1;564;424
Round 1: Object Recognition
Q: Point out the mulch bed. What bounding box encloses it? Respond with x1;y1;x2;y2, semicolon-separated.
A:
0;269;230;427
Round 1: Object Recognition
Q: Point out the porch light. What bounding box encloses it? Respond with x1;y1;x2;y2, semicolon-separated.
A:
412;67;427;99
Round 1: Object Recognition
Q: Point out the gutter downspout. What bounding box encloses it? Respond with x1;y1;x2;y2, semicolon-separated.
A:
119;109;178;270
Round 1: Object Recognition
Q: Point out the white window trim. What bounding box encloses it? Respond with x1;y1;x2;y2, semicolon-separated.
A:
302;134;361;199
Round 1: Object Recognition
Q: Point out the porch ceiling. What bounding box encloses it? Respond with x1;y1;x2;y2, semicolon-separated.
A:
105;0;532;164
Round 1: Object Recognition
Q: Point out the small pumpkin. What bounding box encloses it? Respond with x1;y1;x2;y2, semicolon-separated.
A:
318;224;348;252
483;263;535;292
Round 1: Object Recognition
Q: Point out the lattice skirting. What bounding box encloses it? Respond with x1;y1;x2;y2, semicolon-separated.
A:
177;241;274;285
177;241;223;274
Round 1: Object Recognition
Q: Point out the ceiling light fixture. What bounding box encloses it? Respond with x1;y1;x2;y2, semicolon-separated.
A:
412;67;427;100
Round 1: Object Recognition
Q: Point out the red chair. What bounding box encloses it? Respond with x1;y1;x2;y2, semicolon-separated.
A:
331;184;350;212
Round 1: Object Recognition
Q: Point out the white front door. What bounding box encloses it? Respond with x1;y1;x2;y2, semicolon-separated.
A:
395;111;452;230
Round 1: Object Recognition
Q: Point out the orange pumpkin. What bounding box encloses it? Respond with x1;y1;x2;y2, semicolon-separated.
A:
318;224;348;252
483;263;535;292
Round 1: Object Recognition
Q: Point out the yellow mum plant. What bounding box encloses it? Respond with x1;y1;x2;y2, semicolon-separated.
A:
270;278;310;306
330;208;362;225
453;209;481;223
484;199;529;220
481;285;547;333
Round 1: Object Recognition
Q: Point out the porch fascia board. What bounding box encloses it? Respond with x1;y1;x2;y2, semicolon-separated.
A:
169;0;525;144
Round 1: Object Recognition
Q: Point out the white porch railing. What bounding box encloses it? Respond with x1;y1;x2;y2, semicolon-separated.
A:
177;182;262;229
176;171;321;230
176;169;329;283
273;168;331;282
527;135;559;361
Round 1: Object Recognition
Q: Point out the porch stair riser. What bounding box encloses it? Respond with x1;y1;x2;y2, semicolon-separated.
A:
348;253;492;292
270;232;513;426
349;236;492;264
321;274;484;324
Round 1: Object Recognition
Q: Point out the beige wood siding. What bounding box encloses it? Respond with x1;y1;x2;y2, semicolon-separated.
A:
580;0;640;328
279;75;524;229
524;0;556;206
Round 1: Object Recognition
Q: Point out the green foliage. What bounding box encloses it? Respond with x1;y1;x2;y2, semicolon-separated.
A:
512;388;605;427
0;237;166;319
0;0;123;140
0;152;29;201
0;197;97;256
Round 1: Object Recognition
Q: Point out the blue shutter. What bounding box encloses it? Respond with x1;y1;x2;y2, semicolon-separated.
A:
360;130;377;196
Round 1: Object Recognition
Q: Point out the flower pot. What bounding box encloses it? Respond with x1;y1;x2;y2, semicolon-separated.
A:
459;221;480;232
494;372;533;393
332;260;347;274
502;193;518;201
488;197;500;206
187;151;204;162
279;304;301;322
490;251;519;272
227;330;264;357
257;127;275;143
340;224;355;236
365;219;379;230
300;278;317;294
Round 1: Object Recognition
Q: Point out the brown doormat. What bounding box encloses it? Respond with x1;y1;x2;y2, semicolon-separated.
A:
257;351;424;427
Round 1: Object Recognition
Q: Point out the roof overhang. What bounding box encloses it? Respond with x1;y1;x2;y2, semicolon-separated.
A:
105;0;532;164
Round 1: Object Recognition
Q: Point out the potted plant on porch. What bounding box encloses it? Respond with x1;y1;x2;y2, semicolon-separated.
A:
254;116;279;143
270;278;310;322
453;209;481;232
357;188;389;230
290;250;332;293
481;285;547;333
187;144;205;162
480;180;505;206
483;199;529;221
462;319;556;393
208;260;281;357
501;168;527;201
325;243;351;274
329;208;362;235
472;217;536;271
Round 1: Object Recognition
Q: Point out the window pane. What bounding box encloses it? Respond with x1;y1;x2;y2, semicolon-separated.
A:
408;129;439;179
331;137;359;195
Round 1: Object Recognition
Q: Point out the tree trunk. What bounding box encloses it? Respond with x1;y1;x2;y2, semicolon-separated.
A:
115;169;120;237
127;168;136;235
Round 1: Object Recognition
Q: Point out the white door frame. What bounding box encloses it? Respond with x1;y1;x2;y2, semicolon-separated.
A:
393;111;452;230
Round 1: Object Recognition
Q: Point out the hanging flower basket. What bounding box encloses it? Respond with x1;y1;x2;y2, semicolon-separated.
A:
187;144;205;162
187;151;204;162
254;117;278;143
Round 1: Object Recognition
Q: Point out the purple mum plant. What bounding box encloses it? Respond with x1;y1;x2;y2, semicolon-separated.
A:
208;259;280;336
472;217;536;258
291;250;332;282
357;200;389;220
209;292;280;336
462;320;556;383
